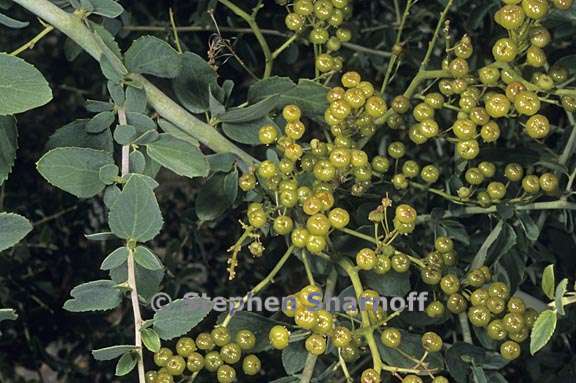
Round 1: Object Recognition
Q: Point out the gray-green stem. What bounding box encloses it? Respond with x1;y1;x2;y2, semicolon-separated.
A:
11;0;256;166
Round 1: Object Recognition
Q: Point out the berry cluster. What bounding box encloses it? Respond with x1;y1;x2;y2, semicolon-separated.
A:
283;0;353;74
268;284;365;361
457;161;559;205
413;235;534;361
325;71;388;139
146;328;260;383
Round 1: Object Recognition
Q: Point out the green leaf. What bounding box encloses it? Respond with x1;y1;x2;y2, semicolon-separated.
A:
222;117;278;145
0;115;17;185
471;367;488;383
280;79;328;120
219;95;279;123
99;54;122;82
153;298;212;340
247;76;296;103
445;342;493;383
125;86;147;114
438;219;470;245
0;53;53;115
47;119;114;153
125;36;182;78
363;270;411;297
222;311;287;352
141;328;161;352
247;78;328;120
86;100;114;113
516;211;540;241
86;111;115;133
63;280;122;312
195;170;238;221
99;163;119;185
207;153;236;173
282;341;307;375
92;345;135;361
173;52;222;114
555;54;576;74
146;134;209;179
37;147;114;198
134;246;163;271
109;174;164;242
0;12;29;28
470;220;504;269
129;150;146;173
90;0;124;18
0;213;32;252
100;246;128;270
555;278;569;316
115;351;137;376
157;119;199;147
530;309;557;355
542;264;555;300
92;22;122;58
0;308;18;322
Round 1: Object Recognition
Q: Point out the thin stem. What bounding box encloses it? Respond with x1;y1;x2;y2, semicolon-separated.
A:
410;181;465;204
338;259;383;374
421;0;453;70
416;200;576;223
169;8;182;54
118;107;130;177
217;0;272;79
127;246;146;382
221;246;294;327
10;23;54;56
381;0;413;93
337;227;379;245
117;106;145;382
301;251;316;286
272;33;298;59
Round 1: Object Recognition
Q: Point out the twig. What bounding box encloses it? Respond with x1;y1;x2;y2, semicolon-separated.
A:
416;200;576;223
10;23;54;56
217;0;272;79
221;246;294;327
117;106;145;382
32;205;78;226
169;8;182;54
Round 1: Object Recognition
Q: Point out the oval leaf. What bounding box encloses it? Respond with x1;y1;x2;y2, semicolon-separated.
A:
134;246;163;271
125;36;182;78
108;174;164;242
530;309;557;355
0;53;52;115
36;147;114;198
0;212;32;252
153;298;212;340
146;134;208;179
0;115;17;185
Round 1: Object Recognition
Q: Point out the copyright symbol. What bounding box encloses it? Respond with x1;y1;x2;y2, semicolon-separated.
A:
151;292;171;311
